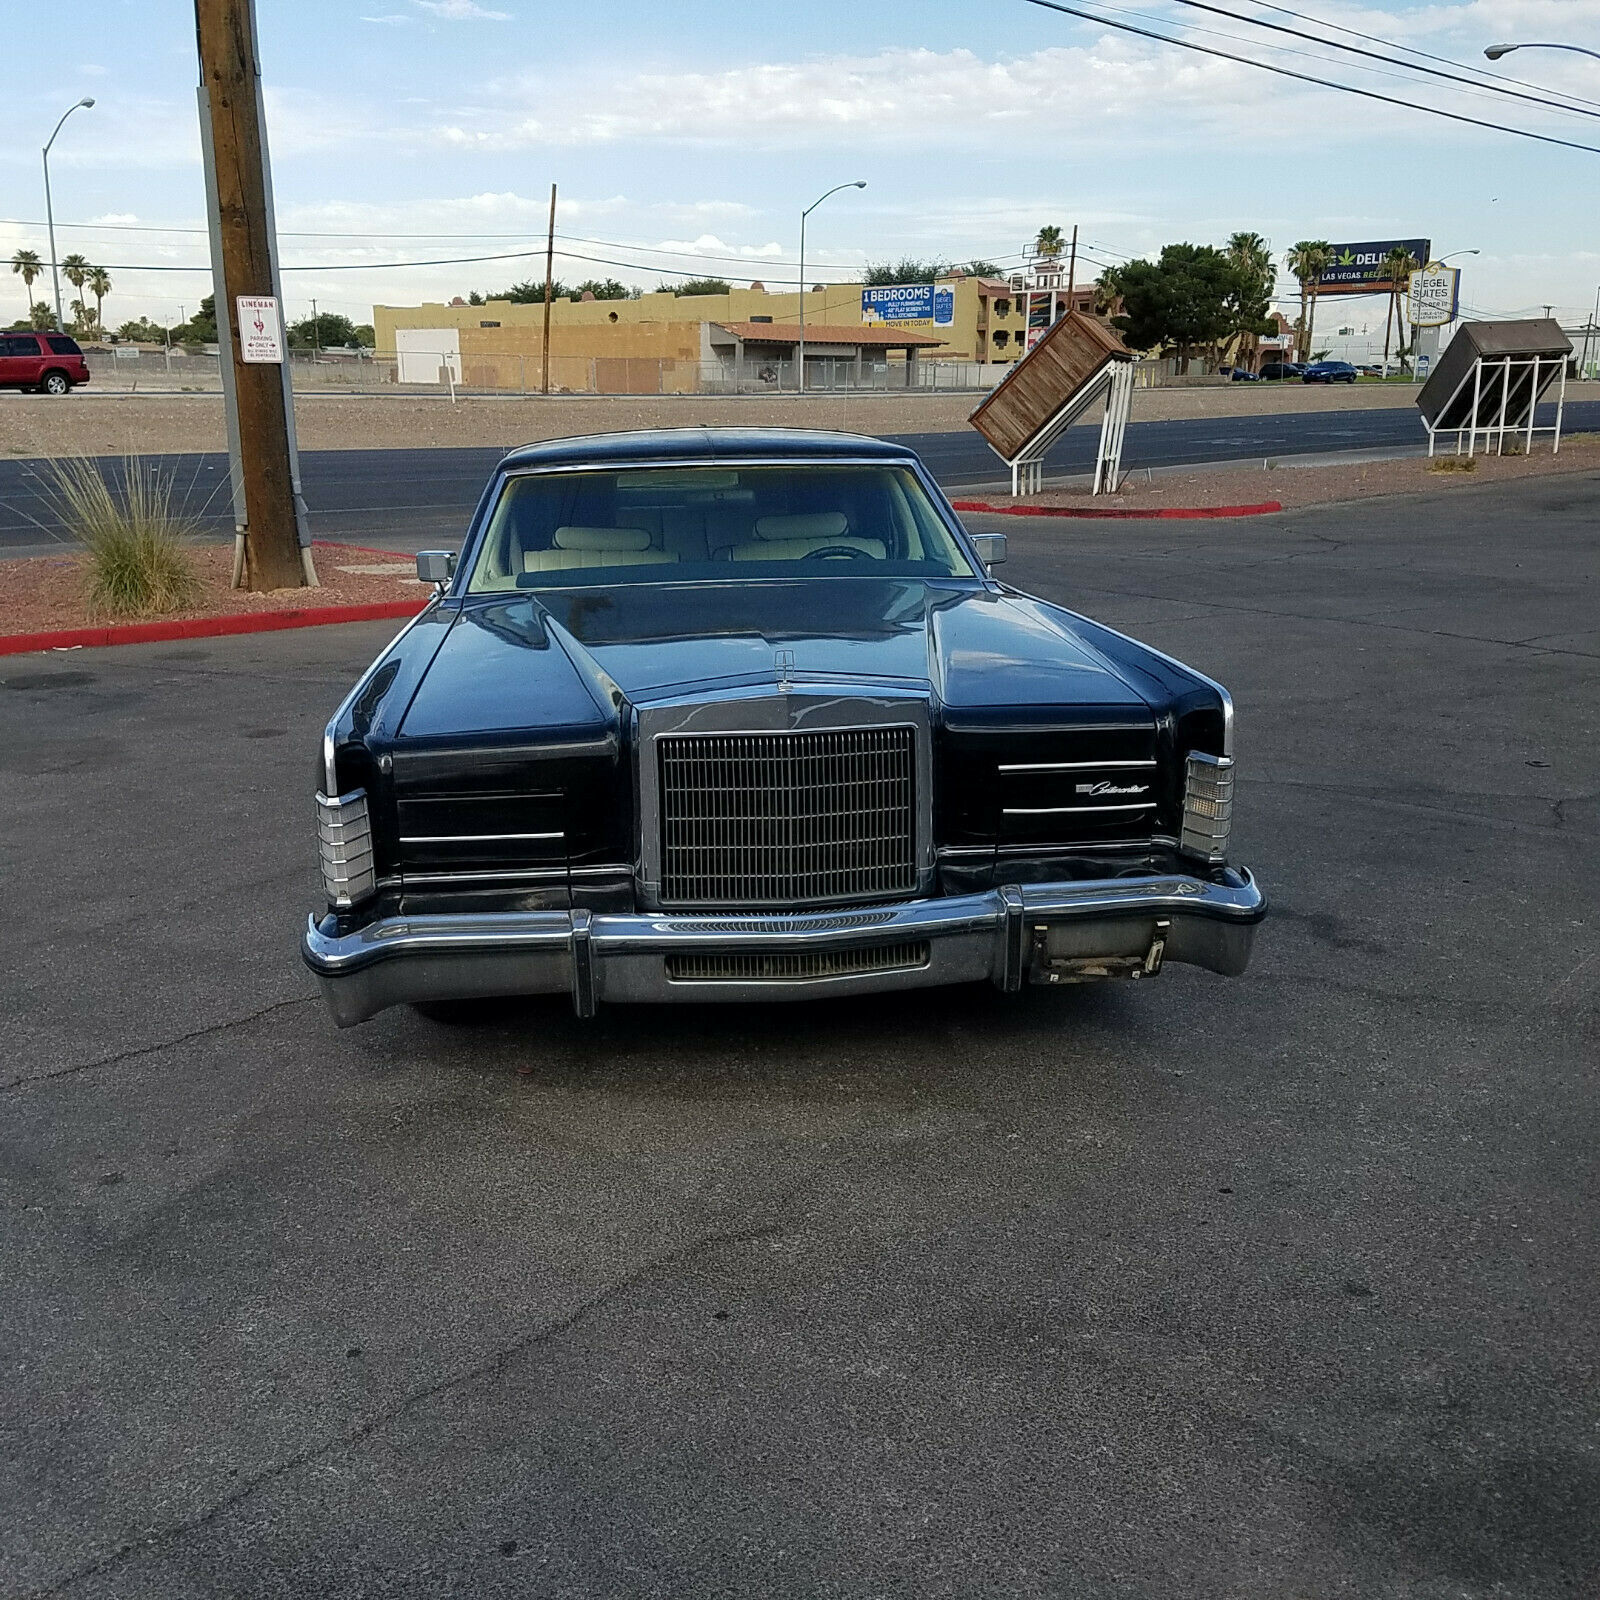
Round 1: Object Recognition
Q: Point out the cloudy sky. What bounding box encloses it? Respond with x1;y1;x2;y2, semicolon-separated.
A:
2;0;1598;333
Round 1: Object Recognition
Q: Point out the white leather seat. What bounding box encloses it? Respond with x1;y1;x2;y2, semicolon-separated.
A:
521;525;678;572
729;511;885;562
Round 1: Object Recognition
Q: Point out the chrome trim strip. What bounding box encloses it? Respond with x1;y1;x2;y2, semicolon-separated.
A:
998;759;1158;773
400;832;564;844
1003;802;1157;816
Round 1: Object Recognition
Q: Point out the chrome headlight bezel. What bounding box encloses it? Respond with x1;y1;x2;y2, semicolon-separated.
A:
1180;752;1234;864
316;788;376;909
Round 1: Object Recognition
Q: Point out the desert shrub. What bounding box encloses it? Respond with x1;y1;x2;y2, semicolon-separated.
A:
48;456;203;618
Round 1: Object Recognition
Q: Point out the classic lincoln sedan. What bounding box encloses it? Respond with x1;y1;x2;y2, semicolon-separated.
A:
301;428;1265;1024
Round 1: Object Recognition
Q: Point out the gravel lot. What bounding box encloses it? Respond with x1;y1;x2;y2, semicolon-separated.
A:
0;378;1523;460
2;476;1596;1597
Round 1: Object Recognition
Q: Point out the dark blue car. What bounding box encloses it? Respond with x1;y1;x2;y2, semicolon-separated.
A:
301;429;1265;1024
1301;361;1358;384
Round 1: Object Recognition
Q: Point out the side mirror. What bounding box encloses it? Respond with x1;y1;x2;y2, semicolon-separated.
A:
416;550;456;589
971;532;1007;569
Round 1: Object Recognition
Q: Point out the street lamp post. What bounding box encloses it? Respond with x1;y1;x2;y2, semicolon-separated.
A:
1485;41;1600;62
796;180;870;392
42;98;95;333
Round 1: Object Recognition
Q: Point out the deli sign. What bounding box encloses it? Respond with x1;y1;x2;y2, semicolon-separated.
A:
1319;239;1431;295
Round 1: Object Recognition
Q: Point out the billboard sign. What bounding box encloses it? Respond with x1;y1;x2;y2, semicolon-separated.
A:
1408;264;1460;327
863;284;937;322
1318;239;1431;295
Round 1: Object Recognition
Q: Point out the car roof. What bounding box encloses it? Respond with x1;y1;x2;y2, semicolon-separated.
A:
497;427;921;474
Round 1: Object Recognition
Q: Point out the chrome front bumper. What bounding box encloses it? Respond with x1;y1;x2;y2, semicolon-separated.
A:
301;869;1265;1026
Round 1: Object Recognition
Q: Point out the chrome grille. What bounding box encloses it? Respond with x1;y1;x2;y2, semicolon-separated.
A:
658;727;917;908
666;942;930;983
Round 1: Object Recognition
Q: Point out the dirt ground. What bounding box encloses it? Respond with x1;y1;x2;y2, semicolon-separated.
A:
4;378;1563;460
959;434;1600;514
1;540;425;638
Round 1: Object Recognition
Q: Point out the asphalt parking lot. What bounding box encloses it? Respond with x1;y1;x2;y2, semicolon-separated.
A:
3;474;1597;1598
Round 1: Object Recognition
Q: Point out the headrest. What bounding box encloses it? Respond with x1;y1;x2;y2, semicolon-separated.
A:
552;525;651;552
753;512;848;541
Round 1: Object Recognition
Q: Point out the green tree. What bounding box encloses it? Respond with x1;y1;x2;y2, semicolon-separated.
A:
61;253;91;312
1109;243;1243;372
489;279;569;303
965;259;1003;277
862;259;947;286
1223;232;1275;366
116;316;168;343
1034;225;1065;260
466;290;484;305
11;249;42;322
288;311;360;350
85;266;111;335
571;278;636;300
29;300;54;330
659;277;732;296
1380;244;1421;372
352;323;375;348
173;295;217;344
1092;264;1129;316
1284;240;1333;362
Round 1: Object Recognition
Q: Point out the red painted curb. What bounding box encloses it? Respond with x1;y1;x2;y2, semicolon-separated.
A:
951;498;1283;520
0;598;429;659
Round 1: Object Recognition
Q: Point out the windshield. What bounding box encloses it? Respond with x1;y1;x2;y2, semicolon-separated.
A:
465;463;978;591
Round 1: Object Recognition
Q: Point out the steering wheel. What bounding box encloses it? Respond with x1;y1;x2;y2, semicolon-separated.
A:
802;543;872;561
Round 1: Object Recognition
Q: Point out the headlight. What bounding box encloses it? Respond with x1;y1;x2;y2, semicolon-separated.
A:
1180;753;1233;863
316;789;375;908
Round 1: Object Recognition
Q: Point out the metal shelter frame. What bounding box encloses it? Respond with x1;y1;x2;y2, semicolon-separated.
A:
1006;357;1135;496
1423;353;1567;458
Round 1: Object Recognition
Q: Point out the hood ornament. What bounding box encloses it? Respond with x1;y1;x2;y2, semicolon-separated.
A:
774;648;795;692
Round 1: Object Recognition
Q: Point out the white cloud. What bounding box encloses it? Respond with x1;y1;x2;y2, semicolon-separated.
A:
361;13;411;23
412;0;512;18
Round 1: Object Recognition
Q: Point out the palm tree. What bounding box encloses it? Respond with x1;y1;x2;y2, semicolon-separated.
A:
1284;240;1333;362
11;249;42;322
1226;231;1274;367
1034;224;1065;261
61;253;91;329
86;266;111;335
1379;245;1420;374
1093;263;1129;316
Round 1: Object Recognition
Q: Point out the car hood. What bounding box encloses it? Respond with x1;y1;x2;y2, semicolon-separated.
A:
397;579;1151;740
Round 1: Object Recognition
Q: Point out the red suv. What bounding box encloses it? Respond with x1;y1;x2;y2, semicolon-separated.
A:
0;331;91;395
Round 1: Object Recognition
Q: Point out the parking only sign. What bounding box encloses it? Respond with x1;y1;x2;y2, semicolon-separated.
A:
236;294;285;363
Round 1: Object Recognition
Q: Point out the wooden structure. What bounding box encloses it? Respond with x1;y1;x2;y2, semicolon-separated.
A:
1417;319;1571;457
968;311;1133;495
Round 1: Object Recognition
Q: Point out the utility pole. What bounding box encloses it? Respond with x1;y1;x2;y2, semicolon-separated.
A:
194;0;315;591
311;296;319;356
1065;223;1078;304
542;183;556;395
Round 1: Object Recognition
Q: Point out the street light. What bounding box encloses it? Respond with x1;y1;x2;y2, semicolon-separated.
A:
1485;41;1600;62
43;97;95;333
797;180;866;392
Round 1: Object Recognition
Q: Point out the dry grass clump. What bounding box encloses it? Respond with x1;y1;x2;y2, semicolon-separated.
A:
47;456;203;619
1427;455;1478;474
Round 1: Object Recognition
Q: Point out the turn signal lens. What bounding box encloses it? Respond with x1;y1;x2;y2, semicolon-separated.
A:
1180;753;1234;863
316;789;375;909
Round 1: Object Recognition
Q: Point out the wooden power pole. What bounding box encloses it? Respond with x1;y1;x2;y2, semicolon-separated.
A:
542;183;556;396
194;0;313;591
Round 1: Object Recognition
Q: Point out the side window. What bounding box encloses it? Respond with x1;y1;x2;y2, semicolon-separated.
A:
46;336;80;356
1;335;40;357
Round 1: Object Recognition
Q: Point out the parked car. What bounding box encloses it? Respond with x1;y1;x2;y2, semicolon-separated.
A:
1257;361;1304;381
0;331;90;394
301;429;1266;1025
1227;366;1261;382
1301;360;1359;384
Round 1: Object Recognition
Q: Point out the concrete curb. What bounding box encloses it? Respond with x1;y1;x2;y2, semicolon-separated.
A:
951;498;1283;520
0;598;428;659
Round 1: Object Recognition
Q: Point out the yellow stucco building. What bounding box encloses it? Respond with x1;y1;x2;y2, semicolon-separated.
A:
372;273;1078;392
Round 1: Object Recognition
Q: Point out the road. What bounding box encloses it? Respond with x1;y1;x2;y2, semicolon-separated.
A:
3;476;1596;1597
4;398;1593;553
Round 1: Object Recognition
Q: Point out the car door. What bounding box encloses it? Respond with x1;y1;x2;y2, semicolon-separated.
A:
0;333;42;388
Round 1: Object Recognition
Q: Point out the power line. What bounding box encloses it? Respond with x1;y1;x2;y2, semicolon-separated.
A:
1162;0;1600;121
1024;0;1600;155
1250;0;1600;115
